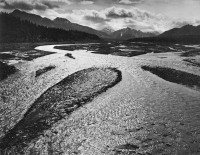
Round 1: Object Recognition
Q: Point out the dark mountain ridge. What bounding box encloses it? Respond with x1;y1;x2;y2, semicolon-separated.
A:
128;24;200;44
10;9;110;39
0;12;100;43
160;24;200;37
10;9;55;28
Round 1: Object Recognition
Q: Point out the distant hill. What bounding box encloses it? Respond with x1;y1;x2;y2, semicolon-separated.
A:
0;13;100;43
110;27;158;40
160;25;200;37
10;9;110;39
128;25;200;44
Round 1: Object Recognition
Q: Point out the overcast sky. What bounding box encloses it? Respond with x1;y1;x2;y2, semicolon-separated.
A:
1;0;200;32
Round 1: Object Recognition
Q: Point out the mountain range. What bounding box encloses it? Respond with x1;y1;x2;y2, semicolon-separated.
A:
10;9;159;40
3;9;200;43
128;24;200;43
159;24;200;37
0;12;100;43
109;27;158;40
10;9;109;39
101;27;114;35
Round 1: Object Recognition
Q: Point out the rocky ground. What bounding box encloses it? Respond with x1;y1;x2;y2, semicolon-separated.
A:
0;43;200;154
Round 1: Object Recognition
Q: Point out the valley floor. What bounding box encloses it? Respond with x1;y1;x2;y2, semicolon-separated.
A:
1;44;200;154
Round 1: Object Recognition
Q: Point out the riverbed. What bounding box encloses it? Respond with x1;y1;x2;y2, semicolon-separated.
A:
1;43;200;154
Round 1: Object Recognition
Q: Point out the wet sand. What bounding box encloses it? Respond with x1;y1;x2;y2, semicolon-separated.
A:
0;44;200;154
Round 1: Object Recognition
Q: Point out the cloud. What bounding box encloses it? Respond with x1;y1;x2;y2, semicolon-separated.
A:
0;0;66;11
1;1;46;10
119;0;143;5
61;6;171;32
80;1;94;5
85;13;110;23
119;0;133;4
68;0;143;6
34;3;47;11
42;1;60;9
2;0;199;33
106;7;133;18
172;20;200;28
2;1;37;10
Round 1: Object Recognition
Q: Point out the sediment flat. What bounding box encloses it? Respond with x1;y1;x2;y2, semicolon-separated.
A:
0;67;121;154
0;44;200;155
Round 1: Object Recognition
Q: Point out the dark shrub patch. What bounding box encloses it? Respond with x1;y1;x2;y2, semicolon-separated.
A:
142;66;200;90
183;59;200;67
0;61;17;81
0;53;15;60
65;53;75;59
35;66;56;77
181;49;200;57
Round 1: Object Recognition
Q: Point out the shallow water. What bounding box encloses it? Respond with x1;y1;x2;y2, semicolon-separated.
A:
54;42;196;58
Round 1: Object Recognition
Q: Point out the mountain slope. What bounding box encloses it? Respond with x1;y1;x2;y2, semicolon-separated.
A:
110;27;158;40
101;27;114;35
10;9;55;28
160;25;200;37
128;25;200;44
53;17;110;39
10;9;110;39
0;13;100;43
